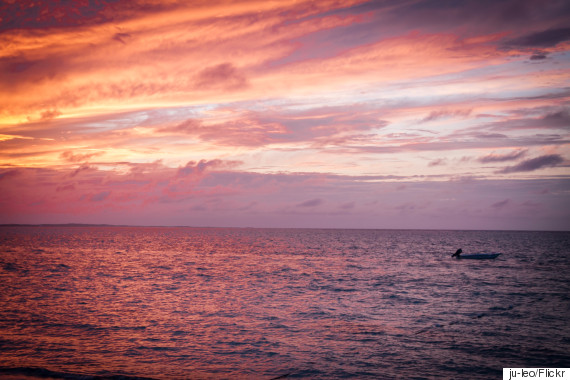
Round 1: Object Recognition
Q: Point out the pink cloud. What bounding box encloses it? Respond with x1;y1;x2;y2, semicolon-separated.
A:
158;116;289;147
61;150;104;163
176;159;242;178
420;109;472;123
0;163;568;230
1;0;569;229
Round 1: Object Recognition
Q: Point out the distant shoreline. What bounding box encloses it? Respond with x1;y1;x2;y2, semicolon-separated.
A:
0;224;568;232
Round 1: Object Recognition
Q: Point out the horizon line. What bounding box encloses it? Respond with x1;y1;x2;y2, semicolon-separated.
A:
0;223;568;233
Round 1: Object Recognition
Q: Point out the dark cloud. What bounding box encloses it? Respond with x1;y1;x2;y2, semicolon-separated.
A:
90;191;111;202
340;133;569;156
395;201;429;212
195;63;248;90
491;199;510;209
479;149;527;163
541;110;570;128
529;53;548;60
70;164;94;178
375;0;570;41
475;133;509;139
0;0;117;32
177;160;216;177
498;154;564;173
0;169;21;181
56;183;76;192
297;198;323;207
505;27;570;48
0;56;63;89
0;0;186;32
428;158;446;167
521;200;541;208
3;57;39;74
478;109;570;132
113;32;131;44
495;89;570;102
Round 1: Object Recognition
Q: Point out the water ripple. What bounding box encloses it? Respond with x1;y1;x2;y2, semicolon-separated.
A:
0;227;569;379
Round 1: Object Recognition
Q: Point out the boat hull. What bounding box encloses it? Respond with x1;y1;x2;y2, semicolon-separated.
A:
458;253;501;259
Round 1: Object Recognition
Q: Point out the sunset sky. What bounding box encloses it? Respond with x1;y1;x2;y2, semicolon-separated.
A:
1;0;569;230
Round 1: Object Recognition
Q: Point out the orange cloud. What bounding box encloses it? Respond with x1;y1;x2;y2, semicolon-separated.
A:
0;0;569;228
0;0;367;123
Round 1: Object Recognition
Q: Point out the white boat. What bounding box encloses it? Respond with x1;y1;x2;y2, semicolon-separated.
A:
452;249;501;260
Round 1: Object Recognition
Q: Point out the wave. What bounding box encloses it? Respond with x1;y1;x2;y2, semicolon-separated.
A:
0;366;157;380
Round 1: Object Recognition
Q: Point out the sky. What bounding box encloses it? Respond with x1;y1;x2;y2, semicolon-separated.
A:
0;0;569;230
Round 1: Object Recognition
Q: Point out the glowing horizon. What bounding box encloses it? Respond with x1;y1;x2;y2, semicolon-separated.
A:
1;0;569;230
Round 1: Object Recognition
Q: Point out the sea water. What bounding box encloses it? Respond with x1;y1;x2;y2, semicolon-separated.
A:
0;227;569;379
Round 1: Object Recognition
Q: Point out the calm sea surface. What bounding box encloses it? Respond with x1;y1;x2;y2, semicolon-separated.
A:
0;227;569;379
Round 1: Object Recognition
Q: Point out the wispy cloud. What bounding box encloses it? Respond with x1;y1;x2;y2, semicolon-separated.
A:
428;158;447;167
479;149;527;163
60;151;104;163
491;198;510;209
297;198;324;208
498;154;564;173
420;109;472;123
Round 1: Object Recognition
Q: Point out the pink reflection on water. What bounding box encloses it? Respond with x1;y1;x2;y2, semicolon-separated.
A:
0;227;569;379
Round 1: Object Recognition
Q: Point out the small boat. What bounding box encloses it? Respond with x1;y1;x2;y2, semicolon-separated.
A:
457;253;501;259
452;249;501;260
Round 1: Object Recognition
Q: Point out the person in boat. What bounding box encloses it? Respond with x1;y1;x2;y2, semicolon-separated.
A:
452;248;462;258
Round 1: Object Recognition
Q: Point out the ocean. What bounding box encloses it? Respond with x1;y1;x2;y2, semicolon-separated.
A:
0;226;569;379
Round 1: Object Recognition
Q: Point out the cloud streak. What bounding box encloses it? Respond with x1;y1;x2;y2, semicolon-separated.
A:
504;27;570;48
498;154;564;174
479;150;527;163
